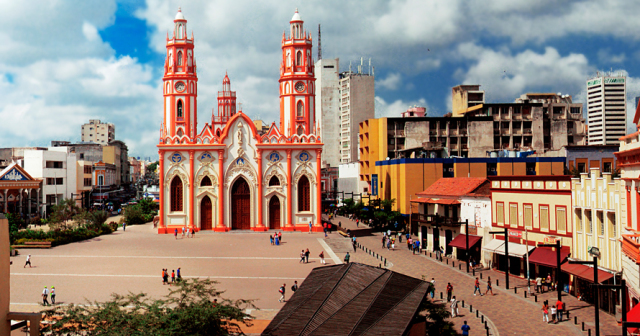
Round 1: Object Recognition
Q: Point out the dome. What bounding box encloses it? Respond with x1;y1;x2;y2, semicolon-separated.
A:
223;72;230;84
175;8;185;20
291;9;301;21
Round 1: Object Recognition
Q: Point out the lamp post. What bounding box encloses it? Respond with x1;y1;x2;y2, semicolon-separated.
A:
598;279;627;336
538;240;563;302
489;228;510;289
569;247;601;336
465;219;470;273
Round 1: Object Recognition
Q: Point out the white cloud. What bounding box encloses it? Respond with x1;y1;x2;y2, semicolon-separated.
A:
375;96;429;118
376;73;402;91
82;22;100;42
455;43;591;102
598;49;626;64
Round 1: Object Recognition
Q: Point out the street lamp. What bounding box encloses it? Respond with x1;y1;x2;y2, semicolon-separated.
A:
569;246;601;336
537;240;563;302
598;279;628;336
489;228;510;289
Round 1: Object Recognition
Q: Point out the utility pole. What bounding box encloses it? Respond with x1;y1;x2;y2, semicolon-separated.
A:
489;228;510;289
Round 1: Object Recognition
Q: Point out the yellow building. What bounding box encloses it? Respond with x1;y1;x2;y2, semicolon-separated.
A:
486;176;573;282
571;168;624;307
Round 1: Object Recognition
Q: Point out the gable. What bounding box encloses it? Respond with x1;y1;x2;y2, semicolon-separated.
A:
0;163;35;181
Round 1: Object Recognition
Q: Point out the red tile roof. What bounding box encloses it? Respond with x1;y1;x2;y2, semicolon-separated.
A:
416;178;489;197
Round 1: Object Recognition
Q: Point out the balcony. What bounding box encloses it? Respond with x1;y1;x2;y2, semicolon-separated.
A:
411;214;462;227
622;234;640;263
523;128;532;135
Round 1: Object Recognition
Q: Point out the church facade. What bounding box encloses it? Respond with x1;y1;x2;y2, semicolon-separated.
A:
157;9;323;233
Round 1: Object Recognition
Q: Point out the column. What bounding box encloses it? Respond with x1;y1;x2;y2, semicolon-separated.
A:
158;151;165;231
36;188;40;218
3;189;7;213
18;189;23;217
286;149;293;230
28;189;32;216
315;148;322;231
256;148;265;230
217;149;226;231
189;150;195;231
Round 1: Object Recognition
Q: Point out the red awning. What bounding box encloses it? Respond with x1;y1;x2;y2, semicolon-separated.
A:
410;198;460;205
411;198;433;203
448;234;482;250
561;263;615;283
528;246;571;268
627;303;640;333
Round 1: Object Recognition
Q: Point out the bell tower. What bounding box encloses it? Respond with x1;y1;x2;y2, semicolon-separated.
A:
279;9;316;137
162;8;198;141
212;72;237;136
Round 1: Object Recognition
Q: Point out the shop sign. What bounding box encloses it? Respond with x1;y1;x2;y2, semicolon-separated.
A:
508;230;522;238
467;225;477;235
544;236;560;244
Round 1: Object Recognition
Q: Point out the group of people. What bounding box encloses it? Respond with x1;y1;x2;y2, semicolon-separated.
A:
161;268;182;285
535;274;555;293
541;299;566;323
278;280;299;303
381;233;396;250
405;236;422;254
270;232;283;245
175;227;196;239
41;286;55;306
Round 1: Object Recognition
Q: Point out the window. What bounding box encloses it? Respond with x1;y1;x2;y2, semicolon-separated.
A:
556;206;567;232
84;178;92;187
98;175;104;186
509;203;518;227
576;210;582;232
577;162;586;173
269;176;280;186
79;153;84;160
603;162;612;173
200;176;212;187
177;51;183;66
586;211;592;234
540;205;549;230
297;101;304;117
46;161;64;169
496;202;504;224
608;213;616;238
524;204;533;229
177;100;183;118
46;178;63;185
297;175;310;212
84;166;92;174
171;177;183;212
598;212;604;236
296;51;302;66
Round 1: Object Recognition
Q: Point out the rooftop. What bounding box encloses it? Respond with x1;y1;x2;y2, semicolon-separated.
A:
416;177;488;197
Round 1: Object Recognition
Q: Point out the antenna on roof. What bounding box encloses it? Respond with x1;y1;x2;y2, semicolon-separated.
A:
317;24;322;60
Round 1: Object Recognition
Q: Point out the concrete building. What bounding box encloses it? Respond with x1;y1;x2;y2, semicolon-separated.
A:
52;141;104;163
452;84;485;116
337;162;362;199
339;70;375;164
23;147;77;217
315;58;341;167
76;160;93;208
562;145;618;174
586;73;627;145
129;157;141;183
81;119;115;144
103;140;130;186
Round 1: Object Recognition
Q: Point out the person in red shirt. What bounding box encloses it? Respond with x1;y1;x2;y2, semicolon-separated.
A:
474;277;482;296
556;299;564;322
447;283;453;302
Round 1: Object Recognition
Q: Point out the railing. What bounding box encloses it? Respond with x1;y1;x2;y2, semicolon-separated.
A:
411;213;462;227
212;116;229;123
218;92;236;97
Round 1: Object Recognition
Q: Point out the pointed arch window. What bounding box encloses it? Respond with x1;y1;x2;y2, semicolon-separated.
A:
296;51;302;66
298;175;310;212
297;101;304;118
297;126;304;135
177;100;183;119
201;176;212;187
170;177;183;212
269;176;280;186
177;51;183;66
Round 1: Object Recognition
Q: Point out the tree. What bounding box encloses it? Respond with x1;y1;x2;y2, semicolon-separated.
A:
75;210;109;232
41;278;255;336
49;198;81;230
146;161;159;174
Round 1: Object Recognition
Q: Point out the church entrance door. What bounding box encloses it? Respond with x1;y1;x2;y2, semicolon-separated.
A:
231;178;251;230
269;196;281;230
200;196;212;230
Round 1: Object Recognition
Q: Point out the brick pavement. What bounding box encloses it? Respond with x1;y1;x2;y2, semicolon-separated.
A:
329;214;623;336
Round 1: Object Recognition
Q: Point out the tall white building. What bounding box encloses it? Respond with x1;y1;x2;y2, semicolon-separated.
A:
586;73;627;145
81;119;115;144
23;147;77;217
339;70;375;163
315;58;340;167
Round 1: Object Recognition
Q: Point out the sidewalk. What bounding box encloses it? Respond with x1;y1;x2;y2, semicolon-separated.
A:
328;214;621;336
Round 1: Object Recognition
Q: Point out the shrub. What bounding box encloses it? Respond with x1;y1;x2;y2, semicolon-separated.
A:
108;221;119;231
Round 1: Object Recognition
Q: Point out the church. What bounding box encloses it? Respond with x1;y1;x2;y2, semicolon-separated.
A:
157;9;323;233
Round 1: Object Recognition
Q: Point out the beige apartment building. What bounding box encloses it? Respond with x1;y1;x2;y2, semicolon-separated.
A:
81;119;115;144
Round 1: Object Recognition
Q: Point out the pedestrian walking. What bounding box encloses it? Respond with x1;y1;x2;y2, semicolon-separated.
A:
292;281;298;293
278;231;282;242
323;223;328;238
474;277;483;296
398;233;403;243
387;239;391;250
181;226;185;238
461;321;471;336
430;278;436;299
50;286;56;305
163;269;169;285
123;222;126;231
556;299;564;322
300;250;306;263
440;246;444;259
275;235;280;246
308;221;313;233
382;235;386;248
270;235;274;245
550;305;557;323
407;237;412;250
450;296;458;317
186;227;190;238
536;276;543;293
356;219;359;227
344;252;350;263
446;283;453;302
42;286;50;306
435;245;441;260
305;248;310;263
353;240;357;252
319;251;325;264
177;268;182;282
192;229;195;238
542;300;549;323
24;254;32;268
174;228;178;239
484;276;493;295
546;274;552;291
171;270;176;284
278;284;286;302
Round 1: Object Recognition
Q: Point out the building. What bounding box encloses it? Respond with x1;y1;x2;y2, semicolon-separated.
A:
563;145;619;174
51;141;104;163
486;176;572;284
104;140;130;186
400;106;427;118
452;84;485;116
92;160;117;205
129;157;142;183
571;167;624;314
315;57;340;167
157;9;323;233
81;119;115;144
370;156;565;215
76;160;93;208
586;73;627;145
336;162;363;201
23;147;77;217
252;120;270;136
338;69;374;164
262;263;430;336
0;163;42;219
411;178;490;265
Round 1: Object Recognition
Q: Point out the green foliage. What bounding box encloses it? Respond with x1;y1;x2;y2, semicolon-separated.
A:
50;198;81;230
146;161;159;173
41;278;255;336
10;224;114;246
420;299;458;336
138;198;158;215
6;213;23;241
124;199;157;225
612;168;621;179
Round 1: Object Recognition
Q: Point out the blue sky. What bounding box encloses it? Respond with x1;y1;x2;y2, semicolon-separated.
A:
2;0;640;158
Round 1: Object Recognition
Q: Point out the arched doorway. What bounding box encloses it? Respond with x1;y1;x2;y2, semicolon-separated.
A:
433;227;440;252
231;177;251;230
445;230;453;255
200;196;212;230
269;195;281;230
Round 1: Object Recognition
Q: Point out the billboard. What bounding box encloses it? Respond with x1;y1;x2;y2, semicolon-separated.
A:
371;174;378;196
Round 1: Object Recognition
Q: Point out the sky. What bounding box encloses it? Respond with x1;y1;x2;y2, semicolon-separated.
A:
3;0;640;159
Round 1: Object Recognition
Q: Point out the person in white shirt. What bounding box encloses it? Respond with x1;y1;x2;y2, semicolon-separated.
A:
24;254;32;268
42;286;50;306
50;286;56;305
451;296;458;317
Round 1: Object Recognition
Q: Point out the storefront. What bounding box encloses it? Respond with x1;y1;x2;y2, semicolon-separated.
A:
561;261;619;314
482;238;535;276
448;233;482;264
527;246;571;286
